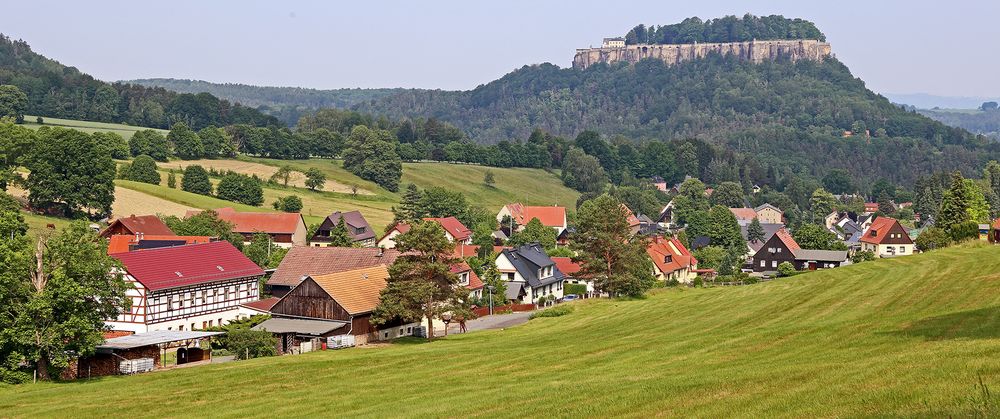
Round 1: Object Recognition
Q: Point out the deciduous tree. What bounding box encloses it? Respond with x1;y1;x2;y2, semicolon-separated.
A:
571;194;655;297
119;155;161;185
22;127;116;217
304;168;326;191
168;122;203;160
181;165;213;196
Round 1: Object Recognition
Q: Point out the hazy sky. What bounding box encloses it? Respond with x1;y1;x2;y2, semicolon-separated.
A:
3;0;998;97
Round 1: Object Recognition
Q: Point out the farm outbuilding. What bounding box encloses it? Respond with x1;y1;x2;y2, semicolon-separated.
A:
71;330;223;379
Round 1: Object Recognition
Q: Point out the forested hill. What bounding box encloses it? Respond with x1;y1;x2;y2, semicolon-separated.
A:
354;53;996;186
0;35;280;130
624;15;826;45
126;78;410;126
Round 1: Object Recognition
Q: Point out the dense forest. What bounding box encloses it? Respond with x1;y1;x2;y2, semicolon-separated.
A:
353;53;993;186
0;35;280;130
624;15;826;45
126;78;410;126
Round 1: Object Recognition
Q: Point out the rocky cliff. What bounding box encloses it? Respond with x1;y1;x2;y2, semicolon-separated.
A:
573;39;831;69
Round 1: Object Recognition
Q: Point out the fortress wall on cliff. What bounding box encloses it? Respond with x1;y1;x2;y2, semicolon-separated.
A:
572;39;832;69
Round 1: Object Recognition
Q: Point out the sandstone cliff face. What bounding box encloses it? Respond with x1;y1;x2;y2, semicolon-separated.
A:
572;39;832;69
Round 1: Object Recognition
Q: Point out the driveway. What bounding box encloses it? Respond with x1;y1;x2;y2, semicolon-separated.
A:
443;311;533;335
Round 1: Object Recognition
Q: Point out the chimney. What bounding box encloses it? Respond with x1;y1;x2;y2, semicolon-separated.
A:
377;247;384;257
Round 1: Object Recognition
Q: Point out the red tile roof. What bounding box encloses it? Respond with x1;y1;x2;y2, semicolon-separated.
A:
646;236;697;275
425;217;472;241
864;202;880;213
188;208;304;234
773;228;801;251
102;330;134;339
729;208;758;221
860;217;906;245
112;241;264;292
268;247;402;287
107;234;213;255
451;262;484;290
506;203;567;228
240;297;281;313
621;204;640;227
551;257;583;277
992;217;1000;230
452;244;509;259
100;215;175;237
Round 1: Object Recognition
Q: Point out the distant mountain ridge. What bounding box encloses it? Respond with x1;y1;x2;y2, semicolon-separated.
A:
125;78;416;125
0;34;280;130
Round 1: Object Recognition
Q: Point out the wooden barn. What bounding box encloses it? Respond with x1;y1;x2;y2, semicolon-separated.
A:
254;265;421;352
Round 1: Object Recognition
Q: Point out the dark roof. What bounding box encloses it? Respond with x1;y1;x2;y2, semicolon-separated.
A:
741;223;785;252
100;215;174;237
253;317;347;335
505;282;525;300
793;249;848;262
267;247;400;287
112;241;264;292
501;243;564;288
691;236;712;249
312;210;375;242
97;331;223;350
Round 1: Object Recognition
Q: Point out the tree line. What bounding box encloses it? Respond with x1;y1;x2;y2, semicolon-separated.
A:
624;14;826;45
0;35;280;130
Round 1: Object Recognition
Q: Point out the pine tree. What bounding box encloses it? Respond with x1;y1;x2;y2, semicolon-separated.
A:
327;216;354;247
392;183;423;223
747;217;765;243
936;172;970;231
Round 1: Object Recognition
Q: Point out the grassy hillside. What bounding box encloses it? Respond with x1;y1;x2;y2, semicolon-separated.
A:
250;158;580;210
4;244;1000;416
22;115;167;139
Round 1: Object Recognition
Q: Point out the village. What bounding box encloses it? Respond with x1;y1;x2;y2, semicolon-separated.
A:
65;172;939;380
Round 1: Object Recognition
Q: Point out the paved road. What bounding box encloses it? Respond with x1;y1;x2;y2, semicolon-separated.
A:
443;311;533;335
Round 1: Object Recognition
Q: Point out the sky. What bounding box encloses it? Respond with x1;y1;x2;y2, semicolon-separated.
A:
2;0;998;100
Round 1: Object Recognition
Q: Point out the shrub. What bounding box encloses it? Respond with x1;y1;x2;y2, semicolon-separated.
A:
850;250;876;263
664;278;680;287
223;328;277;360
217;173;264;206
916;226;952;251
272;195;303;212
182;165;213;196
35;116;43;124
692;277;704;288
119;155;161;185
564;283;587;296
528;305;573;320
777;261;797;277
949;220;980;243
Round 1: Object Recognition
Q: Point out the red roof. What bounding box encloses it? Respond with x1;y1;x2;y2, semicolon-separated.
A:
729;208;758;221
452;244;509;259
100;215;174;237
240;297;281;313
107;234;213;255
382;218;471;244
860;217;908;245
621;204;640;227
189;208;304;234
506;203;566;228
773;228;801;251
992;217;1000;230
864;202;880;213
268;247;402;287
112;241;265;291
102;330;134;339
551;257;583;277
451;262;484;290
425;217;472;241
646;236;697;275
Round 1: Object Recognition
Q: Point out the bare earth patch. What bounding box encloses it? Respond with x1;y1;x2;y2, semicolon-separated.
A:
112;186;195;219
165;159;373;195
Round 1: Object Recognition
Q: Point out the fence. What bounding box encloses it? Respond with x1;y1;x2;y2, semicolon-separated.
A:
472;303;536;317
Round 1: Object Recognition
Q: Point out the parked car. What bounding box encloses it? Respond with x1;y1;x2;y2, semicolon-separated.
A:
561;294;579;302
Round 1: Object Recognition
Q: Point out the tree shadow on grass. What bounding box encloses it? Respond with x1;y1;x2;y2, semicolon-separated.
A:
897;307;1000;341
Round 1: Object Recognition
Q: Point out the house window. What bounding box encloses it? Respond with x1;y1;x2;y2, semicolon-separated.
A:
167;296;174;311
507;273;514;281
178;325;184;331
209;320;213;327
771;260;778;268
899;246;905;254
776;248;781;253
760;260;766;267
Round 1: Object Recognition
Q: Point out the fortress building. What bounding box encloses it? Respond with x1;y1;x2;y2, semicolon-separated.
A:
574;39;832;69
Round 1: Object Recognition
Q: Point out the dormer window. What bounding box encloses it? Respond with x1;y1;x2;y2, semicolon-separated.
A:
664;255;673;263
459;272;469;286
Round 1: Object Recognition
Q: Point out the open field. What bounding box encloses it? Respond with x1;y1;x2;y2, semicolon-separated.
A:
250;158;581;210
111;186;195;219
21;115;168;139
162;159;373;195
4;244;999;417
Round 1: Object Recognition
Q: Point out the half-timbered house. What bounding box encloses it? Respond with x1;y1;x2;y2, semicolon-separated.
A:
107;241;265;333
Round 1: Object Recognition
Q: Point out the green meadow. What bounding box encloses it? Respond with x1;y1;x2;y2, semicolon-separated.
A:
3;244;999;417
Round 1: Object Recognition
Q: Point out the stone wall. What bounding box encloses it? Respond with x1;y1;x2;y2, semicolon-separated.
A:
572;39;832;69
